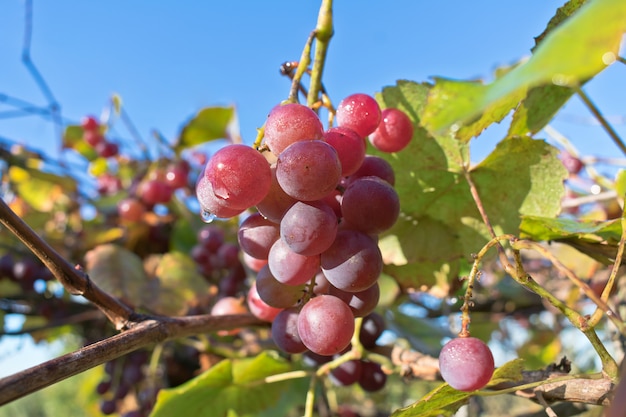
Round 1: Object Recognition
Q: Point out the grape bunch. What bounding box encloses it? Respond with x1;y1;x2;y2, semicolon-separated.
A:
96;350;157;417
81;115;119;159
196;93;412;359
438;336;495;392
190;225;247;297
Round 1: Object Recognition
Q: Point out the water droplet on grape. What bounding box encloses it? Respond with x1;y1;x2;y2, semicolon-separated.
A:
201;210;216;223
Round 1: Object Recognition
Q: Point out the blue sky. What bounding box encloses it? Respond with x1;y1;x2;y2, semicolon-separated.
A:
1;0;625;376
4;1;622;163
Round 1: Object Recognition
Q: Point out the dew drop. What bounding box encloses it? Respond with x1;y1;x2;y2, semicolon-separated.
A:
201;210;217;223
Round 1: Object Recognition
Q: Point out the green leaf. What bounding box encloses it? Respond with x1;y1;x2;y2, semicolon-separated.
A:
421;0;626;135
391;359;524;417
520;216;622;242
374;82;567;290
507;84;576;136
8;166;76;212
150;352;299;417
176;106;236;153
143;252;210;316
84;244;148;307
533;0;589;49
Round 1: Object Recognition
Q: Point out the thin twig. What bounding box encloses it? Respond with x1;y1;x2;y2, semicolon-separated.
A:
0;197;137;329
575;87;626;156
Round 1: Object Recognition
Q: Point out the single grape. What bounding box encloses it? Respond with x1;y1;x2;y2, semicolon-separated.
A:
341;176;400;234
81;115;100;131
438;337;495;392
268;238;321;286
255;164;297;223
359;312;385;349
328;282;379;317
263;103;324;155
100;399;117;415
117;198;146;222
139;179;173;205
201;144;271;210
84;130;105;147
297;295;355;356
210;296;249;336
255;264;304;308
348;155;395;186
368;108;414;153
336;93;381;138
96;141;119;158
280;200;338;256
323;126;366;176
247;282;283;322
271;307;308;354
559;152;584;175
242;252;268;272
357;360;387;392
195;175;245;219
237;213;280;260
197;226;225;252
321;230;382;292
276;140;342;202
330;359;363;386
165;160;191;189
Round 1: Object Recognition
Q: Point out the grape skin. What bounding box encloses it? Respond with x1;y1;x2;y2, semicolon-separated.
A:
271;307;308;354
438;337;495;392
276;140;342;202
268;238;321;286
297;295;355;356
321;229;382;292
264;103;324;155
237;213;280;260
341;176;400;234
336;93;381;138
368;108;414;153
280;200;338;256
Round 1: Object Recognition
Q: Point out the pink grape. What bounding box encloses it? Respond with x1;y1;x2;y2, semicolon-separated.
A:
348;155;395;186
438;337;495;392
201;144;271;210
328;282;380;317
336;93;381;138
280;200;338;256
237;213;280;260
276;140;342;201
195;175;245;219
323;126;366;176
321;229;382;292
268;238;321;286
271;307;308;354
341;176;400;234
247;282;282;322
297;295;355;356
368;108;414;153
255;265;304;308
264;103;324;155
255;164;297;223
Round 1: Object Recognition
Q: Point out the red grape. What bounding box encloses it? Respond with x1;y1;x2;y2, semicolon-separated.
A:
323;126;366;176
117;198;146;222
264;103;324;155
200;144;271;210
348;155;395;186
368;108;414;153
247;282;282;322
255;164;297;223
280;200;338;256
297;295;355;356
268;238;321;286
237;213;280;260
438;337;494;392
358;360;387;392
271;307;308;354
341;176;400;234
336;93;381;138
276;140;342;201
321;229;382;292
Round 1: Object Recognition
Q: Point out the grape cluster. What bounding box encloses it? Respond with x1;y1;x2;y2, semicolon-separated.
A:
196;94;412;360
81;115;119;159
96;350;157;417
438;336;495;392
190;225;247;297
0;253;54;292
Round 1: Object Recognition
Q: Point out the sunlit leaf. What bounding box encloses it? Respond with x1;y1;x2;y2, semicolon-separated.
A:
62;125;98;160
508;84;576;137
176;106;236;153
421;0;626;135
142;252;210;316
8;166;75;212
84;244;148;307
374;82;566;290
150;352;298;417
